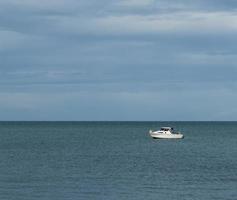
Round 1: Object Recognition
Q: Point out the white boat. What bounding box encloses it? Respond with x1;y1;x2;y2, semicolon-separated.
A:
149;127;184;139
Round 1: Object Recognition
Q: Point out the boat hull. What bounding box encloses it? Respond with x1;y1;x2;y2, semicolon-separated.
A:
149;131;184;139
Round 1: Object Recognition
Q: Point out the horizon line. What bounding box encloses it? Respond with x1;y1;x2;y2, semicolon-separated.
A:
0;120;237;122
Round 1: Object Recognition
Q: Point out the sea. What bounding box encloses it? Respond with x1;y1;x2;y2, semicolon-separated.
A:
0;121;236;200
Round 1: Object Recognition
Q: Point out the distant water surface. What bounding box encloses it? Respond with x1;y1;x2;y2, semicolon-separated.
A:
0;121;236;200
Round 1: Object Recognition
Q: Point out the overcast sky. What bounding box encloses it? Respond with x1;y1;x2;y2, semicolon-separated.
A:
1;0;237;121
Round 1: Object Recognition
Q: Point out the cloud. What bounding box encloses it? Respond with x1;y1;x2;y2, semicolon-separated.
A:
0;30;28;50
1;0;237;38
38;10;237;38
116;0;154;7
1;87;237;120
91;11;237;35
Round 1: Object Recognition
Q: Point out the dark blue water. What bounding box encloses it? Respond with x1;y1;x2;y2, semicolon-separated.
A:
0;122;236;200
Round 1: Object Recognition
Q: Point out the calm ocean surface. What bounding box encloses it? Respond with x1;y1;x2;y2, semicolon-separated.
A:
0;121;236;200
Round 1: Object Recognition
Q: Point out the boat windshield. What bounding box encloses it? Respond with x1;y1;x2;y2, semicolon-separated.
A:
161;128;171;131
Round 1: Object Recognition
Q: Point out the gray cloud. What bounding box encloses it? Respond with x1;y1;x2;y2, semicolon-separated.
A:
1;0;237;120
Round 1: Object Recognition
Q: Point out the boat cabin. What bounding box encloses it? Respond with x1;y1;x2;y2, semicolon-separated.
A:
160;127;173;131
